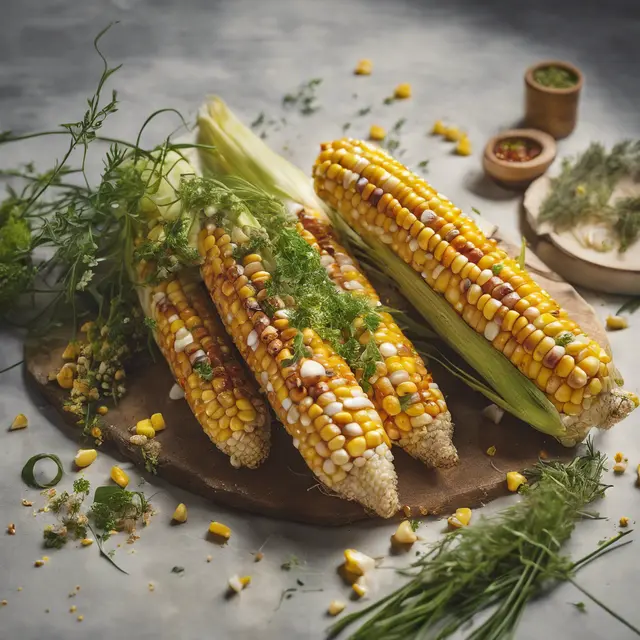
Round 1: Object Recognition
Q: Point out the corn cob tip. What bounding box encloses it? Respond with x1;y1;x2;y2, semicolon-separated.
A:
397;411;458;468
333;448;399;518
558;388;638;447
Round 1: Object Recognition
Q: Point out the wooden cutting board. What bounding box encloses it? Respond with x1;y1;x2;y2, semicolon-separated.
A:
24;233;611;526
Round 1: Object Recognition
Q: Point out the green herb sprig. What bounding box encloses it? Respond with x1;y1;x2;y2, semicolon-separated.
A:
329;443;638;640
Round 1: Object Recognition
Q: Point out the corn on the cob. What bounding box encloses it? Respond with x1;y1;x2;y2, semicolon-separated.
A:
313;138;637;445
148;269;270;468
197;220;399;518
295;205;457;467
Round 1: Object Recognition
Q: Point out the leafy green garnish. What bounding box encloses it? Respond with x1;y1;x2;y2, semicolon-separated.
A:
572;601;587;612
90;485;150;540
281;555;302;571
555;331;575;347
491;263;504;275
21;454;64;489
282;78;322;116
471;206;482;216
399;394;413;412
143;317;157;330
409;519;420;532
533;65;578;89
193;360;213;381
282;332;310;367
616;297;640;315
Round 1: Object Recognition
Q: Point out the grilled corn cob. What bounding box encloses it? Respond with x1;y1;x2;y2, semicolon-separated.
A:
313;139;637;445
144;269;270;468
295;205;457;467
196;206;399;517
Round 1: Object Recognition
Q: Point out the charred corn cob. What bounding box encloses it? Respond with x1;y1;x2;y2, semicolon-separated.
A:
196;206;399;517
313;139;637;445
295;205;457;467
147;269;270;468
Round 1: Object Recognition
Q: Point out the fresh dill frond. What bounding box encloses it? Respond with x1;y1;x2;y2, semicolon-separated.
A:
143;317;157;330
555;331;575;347
193;360;213;381
329;443;639;640
409;519;420;532
282;332;310;367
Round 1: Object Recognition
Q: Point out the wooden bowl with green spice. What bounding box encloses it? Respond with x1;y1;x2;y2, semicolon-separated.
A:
525;60;583;139
483;128;557;188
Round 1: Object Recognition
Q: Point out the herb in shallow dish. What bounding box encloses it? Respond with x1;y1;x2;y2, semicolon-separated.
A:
533;65;579;89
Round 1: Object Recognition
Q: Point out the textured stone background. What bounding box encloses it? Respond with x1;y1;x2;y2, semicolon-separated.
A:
1;1;639;638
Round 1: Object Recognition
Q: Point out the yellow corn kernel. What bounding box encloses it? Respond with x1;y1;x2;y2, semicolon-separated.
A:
392;520;418;545
328;600;346;616
56;363;76;389
613;461;627;474
227;574;251;593
209;521;231;540
444;126;462;142
80;538;94;547
343;549;375;576
10;413;28;431
606;315;628;331
110;466;129;488
456;136;472;156
431;120;446;136
448;507;472;529
619;516;630;527
614;452;624;463
150;413;166;432
96;405;109;416
369;125;386;141
354;59;372;75
486;445;497;456
172;503;188;523
62;342;79;360
506;471;527;492
352;579;367;598
394;83;412;99
74;449;97;469
136;419;156;439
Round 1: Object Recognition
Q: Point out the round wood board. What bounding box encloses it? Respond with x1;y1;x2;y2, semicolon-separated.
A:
524;175;640;295
24;230;611;526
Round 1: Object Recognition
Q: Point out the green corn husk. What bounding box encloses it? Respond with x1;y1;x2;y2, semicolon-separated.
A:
196;97;566;439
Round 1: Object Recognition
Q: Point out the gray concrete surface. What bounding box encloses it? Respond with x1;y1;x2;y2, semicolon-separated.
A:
1;1;639;638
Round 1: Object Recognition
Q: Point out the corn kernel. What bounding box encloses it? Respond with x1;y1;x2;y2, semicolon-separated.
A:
394;83;412;99
172;503;188;523
448;507;472;529
110;466;129;488
10;413;28;431
80;539;93;547
613;461;627;474
614;452;624;463
96;405;109;416
135;419;156;439
444;126;462;142
606;315;628;331
369;125;386;141
352;578;367;598
456;136;472;156
328;600;346;616
228;574;251;593
150;413;166;432
392;520;418;545
432;120;446;136
354;59;372;75
74;449;97;469
343;549;375;576
619;516;630;527
56;363;76;389
506;471;527;492
62;342;79;360
209;521;231;540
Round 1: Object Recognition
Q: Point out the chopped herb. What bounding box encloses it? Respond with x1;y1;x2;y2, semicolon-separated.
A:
416;160;429;173
383;96;395;105
171;566;185;574
281;555;302;571
572;601;587;612
409;519;420;532
391;118;406;133
356;106;372;117
90;485;151;540
282;78;323;116
141;446;159;475
555;332;575;347
251;112;265;129
533;65;578;89
616;298;640;315
296;578;305;586
282;332;310;367
471;206;482;216
399;394;412;412
193;360;213;381
342;122;351;133
491;263;504;275
143;317;157;330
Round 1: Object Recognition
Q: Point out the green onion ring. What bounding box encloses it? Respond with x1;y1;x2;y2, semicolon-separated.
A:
21;453;64;488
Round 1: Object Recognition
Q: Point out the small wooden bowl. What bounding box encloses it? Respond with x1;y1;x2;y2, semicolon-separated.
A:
483;129;556;188
524;60;583;139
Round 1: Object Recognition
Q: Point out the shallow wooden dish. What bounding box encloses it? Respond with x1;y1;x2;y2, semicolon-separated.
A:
483;129;556;188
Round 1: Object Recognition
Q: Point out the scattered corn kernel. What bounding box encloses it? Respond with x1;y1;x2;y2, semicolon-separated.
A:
394;83;412;99
209;521;231;540
110;466;129;488
21;499;33;507
432;120;446;136
369;125;386;141
448;507;472;529
613;461;627;474
135;419;155;439
10;413;28;431
56;364;76;389
352;577;367;598
96;405;109;416
456;136;472;156
402;505;412;518
148;582;155;592
62;342;79;360
606;315;628;331
77;615;84;622
7;523;16;535
17;587;22;592
34;559;45;567
392;520;418;546
74;449;97;469
619;516;630;527
328;600;346;616
614;452;624;463
354;59;372;75
506;471;527;492
228;575;251;593
80;538;93;547
172;503;188;524
150;413;166;432
343;549;375;576
69;605;77;613
486;445;497;457
444;126;462;142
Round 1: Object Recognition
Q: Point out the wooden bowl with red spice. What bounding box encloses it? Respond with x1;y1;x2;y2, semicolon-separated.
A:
482;129;556;188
